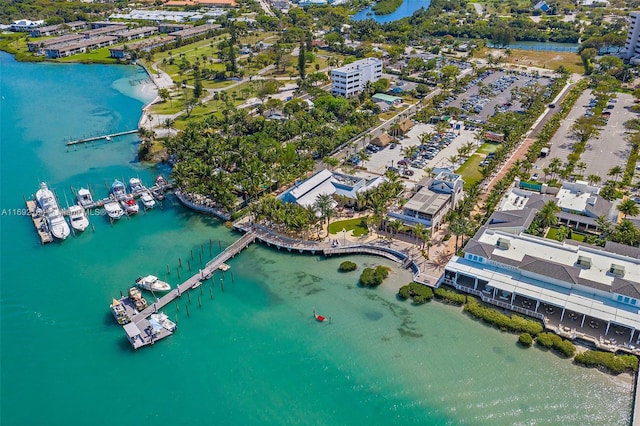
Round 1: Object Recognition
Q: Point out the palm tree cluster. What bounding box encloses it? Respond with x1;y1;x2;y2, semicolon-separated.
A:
252;196;318;238
165;97;378;213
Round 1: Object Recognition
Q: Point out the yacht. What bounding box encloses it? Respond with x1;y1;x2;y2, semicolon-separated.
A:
151;186;165;201
150;312;177;332
156;175;168;187
104;200;124;220
68;205;89;232
129;177;144;193
111;180;127;199
77;188;94;208
35;182;70;240
119;195;139;214
128;287;148;312
136;275;171;293
140;191;156;209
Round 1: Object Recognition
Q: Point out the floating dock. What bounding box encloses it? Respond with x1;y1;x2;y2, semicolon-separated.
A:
66;129;138;146
25;200;54;244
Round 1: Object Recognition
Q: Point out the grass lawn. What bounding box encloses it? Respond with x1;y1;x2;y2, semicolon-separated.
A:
478;48;583;74
58;47;117;63
476;142;500;154
328;217;370;236
545;227;586;242
456;154;484;189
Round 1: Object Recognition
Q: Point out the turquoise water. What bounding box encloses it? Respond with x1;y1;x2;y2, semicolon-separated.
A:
0;51;634;425
352;0;430;23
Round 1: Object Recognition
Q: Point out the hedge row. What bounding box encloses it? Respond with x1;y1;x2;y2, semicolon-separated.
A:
398;282;434;304
574;351;639;375
463;298;544;336
434;287;467;305
535;332;576;358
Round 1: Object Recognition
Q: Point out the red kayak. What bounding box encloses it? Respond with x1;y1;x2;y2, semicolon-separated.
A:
313;308;328;322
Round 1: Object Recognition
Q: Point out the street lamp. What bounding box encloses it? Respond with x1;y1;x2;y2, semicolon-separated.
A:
342;228;346;246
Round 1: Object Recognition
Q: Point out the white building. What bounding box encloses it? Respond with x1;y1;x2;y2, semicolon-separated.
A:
330;58;383;97
10;19;44;32
625;11;640;61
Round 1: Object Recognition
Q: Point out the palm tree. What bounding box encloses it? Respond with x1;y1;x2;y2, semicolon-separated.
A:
595;215;613;236
388;219;403;241
449;216;469;253
314;194;334;236
608;165;624;182
617;199;640;219
555;225;570;242
575;161;587;176
536;200;560;230
414;223;430;249
587;174;601;186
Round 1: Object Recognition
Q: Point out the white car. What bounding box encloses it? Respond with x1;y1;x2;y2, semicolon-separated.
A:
531;173;539;181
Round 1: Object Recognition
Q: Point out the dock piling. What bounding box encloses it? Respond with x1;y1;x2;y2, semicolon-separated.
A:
187;260;191;272
199;252;202;264
176;301;179;312
231;272;234;283
167;264;171;275
190;249;193;260
177;267;181;279
218;240;222;250
209;287;213;300
187;292;191;303
221;278;224;292
186;304;190;317
198;295;201;308
178;258;182;268
209;240;212;256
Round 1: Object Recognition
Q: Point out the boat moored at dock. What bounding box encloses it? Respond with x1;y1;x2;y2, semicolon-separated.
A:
136;275;171;293
76;188;94;208
150;312;177;332
128;287;148;312
68;205;89;232
140;191;155;209
35;182;70;240
111;180;127;199
119;195;139;214
129;177;144;193
104;200;124;220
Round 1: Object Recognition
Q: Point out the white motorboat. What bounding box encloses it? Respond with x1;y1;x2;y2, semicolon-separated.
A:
150;312;177;332
129;177;144;193
35;182;70;240
111;180;127;199
156;175;167;187
77;188;94;208
120;195;139;214
140;191;155;209
104;200;124;220
68;205;89;232
136;275;171;293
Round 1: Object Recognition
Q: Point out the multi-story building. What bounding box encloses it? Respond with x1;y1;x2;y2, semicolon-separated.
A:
330;58;383;97
625;11;640;62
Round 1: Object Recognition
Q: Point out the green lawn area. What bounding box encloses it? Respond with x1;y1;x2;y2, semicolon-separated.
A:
545;227;586;242
328;217;370;236
456;154;484;189
476;142;500;155
58;47;117;63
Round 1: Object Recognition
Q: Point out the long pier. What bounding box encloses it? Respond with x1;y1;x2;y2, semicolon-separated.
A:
117;231;257;349
66;129;138;146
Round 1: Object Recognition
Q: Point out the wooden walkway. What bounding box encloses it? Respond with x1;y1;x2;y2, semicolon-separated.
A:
130;232;257;323
66;129;138;146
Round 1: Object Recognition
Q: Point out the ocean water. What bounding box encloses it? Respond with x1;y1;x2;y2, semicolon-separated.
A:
0;51;633;425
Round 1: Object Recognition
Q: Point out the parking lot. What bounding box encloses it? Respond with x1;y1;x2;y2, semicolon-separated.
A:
342;122;480;184
446;70;552;121
536;90;636;180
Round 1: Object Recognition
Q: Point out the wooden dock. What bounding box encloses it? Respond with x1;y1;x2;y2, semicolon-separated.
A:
115;231;257;349
66;129;138;146
25;200;54;244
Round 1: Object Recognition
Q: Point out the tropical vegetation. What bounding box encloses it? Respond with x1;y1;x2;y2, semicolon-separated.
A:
464;298;544;336
574;351;639;375
338;261;358;272
535;332;576;358
359;265;390;287
398;282;434;304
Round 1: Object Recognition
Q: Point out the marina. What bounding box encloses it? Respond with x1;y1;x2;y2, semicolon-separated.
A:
24;177;173;244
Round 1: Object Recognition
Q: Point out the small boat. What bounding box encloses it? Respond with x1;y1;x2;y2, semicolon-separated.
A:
77;188;94;208
110;298;130;325
313;308;328;323
156;175;168;187
192;281;201;289
140;191;156;209
104;200;124;220
120;195;139;214
105;136;112;142
129;177;144;193
111;180;127;199
68;205;89;232
136;275;171;293
35;182;70;240
150;312;177;332
128;287;148;312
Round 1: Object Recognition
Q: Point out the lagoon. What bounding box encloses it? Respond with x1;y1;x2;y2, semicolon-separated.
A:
0;51;633;425
352;0;431;23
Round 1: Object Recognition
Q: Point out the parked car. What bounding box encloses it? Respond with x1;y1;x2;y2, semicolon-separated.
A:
531;173;539;181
